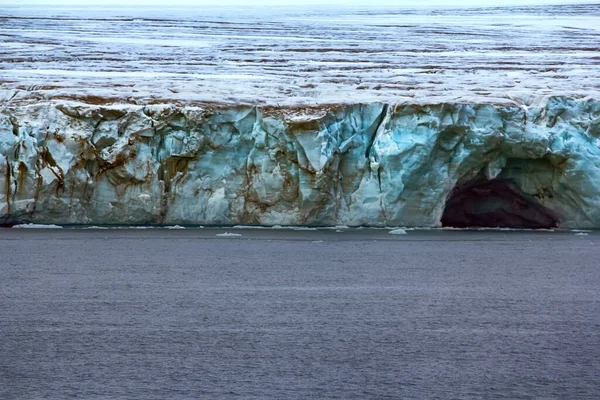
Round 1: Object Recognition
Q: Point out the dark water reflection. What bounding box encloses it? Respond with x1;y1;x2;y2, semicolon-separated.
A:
1;228;599;399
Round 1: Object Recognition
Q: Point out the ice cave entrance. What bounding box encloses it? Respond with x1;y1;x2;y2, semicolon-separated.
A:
440;176;559;229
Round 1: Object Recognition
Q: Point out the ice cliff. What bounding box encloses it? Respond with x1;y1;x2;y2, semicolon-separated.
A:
1;97;600;228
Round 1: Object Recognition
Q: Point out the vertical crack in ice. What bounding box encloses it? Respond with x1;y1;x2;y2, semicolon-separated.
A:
365;104;388;159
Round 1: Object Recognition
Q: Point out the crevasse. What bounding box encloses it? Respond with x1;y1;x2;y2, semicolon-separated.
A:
1;97;599;228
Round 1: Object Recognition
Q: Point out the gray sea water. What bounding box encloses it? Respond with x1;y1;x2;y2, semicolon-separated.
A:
1;228;599;399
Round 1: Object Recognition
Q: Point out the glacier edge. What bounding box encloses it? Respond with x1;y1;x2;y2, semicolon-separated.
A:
1;97;600;228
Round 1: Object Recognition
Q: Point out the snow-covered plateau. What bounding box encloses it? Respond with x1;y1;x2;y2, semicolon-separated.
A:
1;4;599;227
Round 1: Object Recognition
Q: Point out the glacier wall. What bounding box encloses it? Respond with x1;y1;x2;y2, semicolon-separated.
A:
1;97;599;228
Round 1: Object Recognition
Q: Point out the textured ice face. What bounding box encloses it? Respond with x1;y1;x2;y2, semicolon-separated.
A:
1;97;599;228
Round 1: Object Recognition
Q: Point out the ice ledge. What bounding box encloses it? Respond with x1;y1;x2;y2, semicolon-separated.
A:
1;97;600;228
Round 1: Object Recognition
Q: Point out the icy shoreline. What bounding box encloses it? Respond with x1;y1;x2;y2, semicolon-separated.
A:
1;97;600;228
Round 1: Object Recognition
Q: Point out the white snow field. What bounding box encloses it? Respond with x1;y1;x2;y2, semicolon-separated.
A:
0;3;598;106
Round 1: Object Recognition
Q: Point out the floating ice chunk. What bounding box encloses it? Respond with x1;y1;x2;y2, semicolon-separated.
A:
322;225;350;230
294;227;318;231
216;232;241;237
167;225;186;229
575;232;589;236
389;228;407;235
83;226;109;229
12;223;63;229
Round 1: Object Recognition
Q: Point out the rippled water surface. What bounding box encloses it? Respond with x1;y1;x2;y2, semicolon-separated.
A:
1;228;599;399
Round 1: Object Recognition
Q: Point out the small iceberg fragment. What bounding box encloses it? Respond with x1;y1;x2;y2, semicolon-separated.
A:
167;225;186;230
83;226;109;230
575;232;589;236
216;232;242;237
389;228;407;235
12;223;63;229
323;225;350;230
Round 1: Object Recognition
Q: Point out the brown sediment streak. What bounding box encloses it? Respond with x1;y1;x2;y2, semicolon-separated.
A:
4;162;11;224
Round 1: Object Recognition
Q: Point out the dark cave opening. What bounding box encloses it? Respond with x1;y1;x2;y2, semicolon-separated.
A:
441;176;559;229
